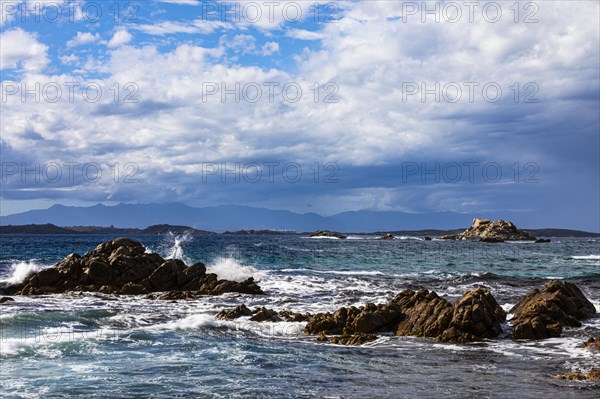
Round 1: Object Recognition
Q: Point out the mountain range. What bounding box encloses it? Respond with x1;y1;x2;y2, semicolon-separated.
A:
0;203;597;233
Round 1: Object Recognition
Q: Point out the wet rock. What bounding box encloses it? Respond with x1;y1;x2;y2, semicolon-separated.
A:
7;238;263;297
555;368;600;381
328;333;378;346
580;336;600;350
216;304;253;320
423;237;432;241
310;230;347;239
441;218;536;241
0;296;14;304
379;233;395;240
535;238;551;243
510;280;596;340
304;303;404;337
393;288;506;343
250;307;282;322
279;310;310;322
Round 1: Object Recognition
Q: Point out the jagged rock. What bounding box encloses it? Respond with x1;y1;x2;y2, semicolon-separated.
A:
423;237;432;241
581;336;600;350
216;304;253;320
510;280;596;340
279;310;310;322
304;303;404;337
379;233;395;240
310;230;347;239
250;307;282;322
441;218;536;242
0;296;14;304
5;238;263;297
555;368;600;381
393;288;506;343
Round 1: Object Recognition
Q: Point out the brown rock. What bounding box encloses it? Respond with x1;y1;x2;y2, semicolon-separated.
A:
555;368;600;381
250;307;282;322
510;280;596;340
580;336;600;350
441;218;536;241
328;333;378;345
216;304;253;320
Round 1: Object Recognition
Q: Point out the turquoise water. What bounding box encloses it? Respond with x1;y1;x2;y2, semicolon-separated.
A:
1;234;599;398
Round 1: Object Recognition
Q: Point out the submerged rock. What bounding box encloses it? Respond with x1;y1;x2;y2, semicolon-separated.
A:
5;238;263;297
393;288;506;343
535;238;551;243
326;333;378;346
379;233;395;240
309;230;347;239
0;296;14;304
510;280;596;340
441;218;536;242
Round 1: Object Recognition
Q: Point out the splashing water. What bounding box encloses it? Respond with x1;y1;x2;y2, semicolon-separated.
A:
159;232;193;264
206;257;258;282
1;261;42;285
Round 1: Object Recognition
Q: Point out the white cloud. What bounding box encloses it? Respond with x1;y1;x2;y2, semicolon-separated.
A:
107;29;132;48
67;32;100;48
134;20;229;35
261;41;279;56
0;28;49;71
286;29;325;41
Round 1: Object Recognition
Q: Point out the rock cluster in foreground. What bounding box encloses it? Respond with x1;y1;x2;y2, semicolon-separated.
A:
510;280;596;339
309;230;347;239
216;280;596;346
442;218;536;242
555;368;600;381
2;238;263;296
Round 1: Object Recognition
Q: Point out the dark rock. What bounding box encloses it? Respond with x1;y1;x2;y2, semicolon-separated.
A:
279;310;310;322
379;233;395;240
393;288;506;343
250;307;282;322
555;368;600;381
310;230;347;239
216;304;253;320
9;238;263;297
157;291;196;300
0;296;14;304
441;218;536;241
510;280;596;340
423;237;432;241
328;333;378;346
535;238;551;243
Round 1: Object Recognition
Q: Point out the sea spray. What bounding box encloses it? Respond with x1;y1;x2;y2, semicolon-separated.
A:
206;258;258;282
158;232;193;264
1;261;42;285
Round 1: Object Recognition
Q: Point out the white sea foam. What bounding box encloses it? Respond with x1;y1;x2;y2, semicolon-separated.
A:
206;258;259;282
279;268;385;276
571;255;600;260
1;261;43;285
160;232;193;264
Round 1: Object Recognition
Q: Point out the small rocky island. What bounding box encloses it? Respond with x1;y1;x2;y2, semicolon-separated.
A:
0;238;262;296
309;230;348;239
442;218;536;242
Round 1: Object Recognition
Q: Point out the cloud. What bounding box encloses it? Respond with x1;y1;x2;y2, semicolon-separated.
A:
0;28;49;71
134;20;230;35
286;29;326;41
261;41;279;56
67;32;101;48
107;29;132;48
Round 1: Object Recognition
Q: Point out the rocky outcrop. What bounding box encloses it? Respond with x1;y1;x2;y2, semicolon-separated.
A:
322;333;378;345
393;288;507;343
555;368;600;381
379;233;395;240
215;305;308;322
305;303;404;335
4;238;263;296
0;296;14;304
441;218;536;242
309;230;347;239
509;280;596;340
216;304;253;320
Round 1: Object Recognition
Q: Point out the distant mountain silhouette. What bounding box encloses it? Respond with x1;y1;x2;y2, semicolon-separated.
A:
0;203;578;233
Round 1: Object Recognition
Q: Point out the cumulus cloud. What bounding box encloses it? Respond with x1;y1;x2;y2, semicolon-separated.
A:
67;32;101;48
261;41;279;56
0;28;49;71
107;29;132;48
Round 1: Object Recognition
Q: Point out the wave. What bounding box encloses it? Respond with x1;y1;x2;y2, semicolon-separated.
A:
206;258;259;282
571;255;600;260
279;268;385;276
0;260;44;286
158;232;193;264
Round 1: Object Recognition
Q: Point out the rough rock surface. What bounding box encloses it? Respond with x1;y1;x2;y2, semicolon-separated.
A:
325;333;378;346
216;304;253;320
510;280;596;340
215;305;309;322
379;233;395;240
304;303;404;336
393;288;507;343
0;296;14;304
441;218;536;242
4;238;263;296
581;336;600;350
555;368;600;381
309;230;347;239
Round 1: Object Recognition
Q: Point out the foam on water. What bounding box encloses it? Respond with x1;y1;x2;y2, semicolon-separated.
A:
571;255;600;260
159;232;193;264
206;257;259;282
0;260;44;285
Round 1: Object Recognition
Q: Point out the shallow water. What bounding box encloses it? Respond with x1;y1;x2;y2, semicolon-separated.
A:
1;234;599;398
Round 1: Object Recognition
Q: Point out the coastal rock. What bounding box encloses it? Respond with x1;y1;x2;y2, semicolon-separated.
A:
393;288;506;343
510;280;596;340
310;230;347;239
7;238;263;297
441;218;536;242
304;303;404;336
0;296;14;304
250;307;282;322
535;238;551;243
326;333;378;346
379;233;395;240
216;304;253;320
555;368;600;381
423;237;432;241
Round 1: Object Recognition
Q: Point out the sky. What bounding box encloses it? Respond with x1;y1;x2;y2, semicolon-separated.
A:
0;0;599;231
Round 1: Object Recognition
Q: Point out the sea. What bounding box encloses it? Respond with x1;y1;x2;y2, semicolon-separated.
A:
0;234;599;398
